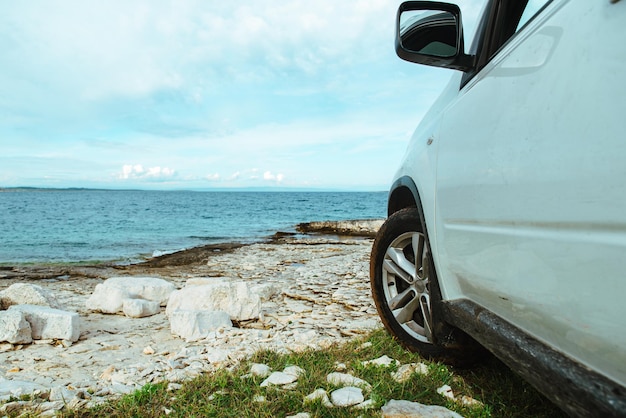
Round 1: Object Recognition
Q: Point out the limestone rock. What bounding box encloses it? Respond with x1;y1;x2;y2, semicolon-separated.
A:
304;389;333;408
9;305;80;342
437;384;455;400
327;372;371;390
251;283;282;301
49;386;79;402
0;379;46;401
249;363;271;378
260;371;298;387
122;298;160;318
296;219;384;237
0;283;60;310
169;310;232;342
166;280;260;321
86;276;176;314
330;386;364;407
283;365;305;378
391;363;429;383
381;400;463;418
362;355;400;367
0;310;32;344
86;285;130;314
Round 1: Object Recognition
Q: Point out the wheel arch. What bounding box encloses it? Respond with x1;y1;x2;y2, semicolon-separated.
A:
388;176;420;217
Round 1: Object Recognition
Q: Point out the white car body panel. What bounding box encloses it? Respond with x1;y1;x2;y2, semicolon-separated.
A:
395;0;626;386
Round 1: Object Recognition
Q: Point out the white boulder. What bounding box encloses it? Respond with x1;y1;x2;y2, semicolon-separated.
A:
122;299;160;318
9;305;80;342
86;276;176;314
0;310;32;344
0;283;60;310
166;280;261;321
169;310;232;342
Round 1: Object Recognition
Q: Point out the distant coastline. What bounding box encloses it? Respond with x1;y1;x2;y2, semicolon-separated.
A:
0;187;386;193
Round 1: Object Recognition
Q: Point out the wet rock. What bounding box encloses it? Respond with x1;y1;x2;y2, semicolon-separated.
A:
9;304;80;342
0;309;32;344
296;219;384;237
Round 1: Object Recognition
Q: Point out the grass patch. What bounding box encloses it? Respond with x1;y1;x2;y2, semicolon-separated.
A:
58;329;565;418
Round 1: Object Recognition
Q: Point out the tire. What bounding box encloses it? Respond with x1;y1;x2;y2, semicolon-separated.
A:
370;207;481;365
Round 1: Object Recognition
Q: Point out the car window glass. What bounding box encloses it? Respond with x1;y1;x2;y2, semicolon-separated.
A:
516;0;551;32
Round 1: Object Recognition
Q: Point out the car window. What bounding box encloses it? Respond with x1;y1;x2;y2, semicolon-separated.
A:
516;0;552;31
461;0;552;87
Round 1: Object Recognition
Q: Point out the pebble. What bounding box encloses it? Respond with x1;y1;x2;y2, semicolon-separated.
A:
304;388;333;408
437;384;455;400
391;362;430;383
260;372;298;387
362;355;400;367
327;372;372;390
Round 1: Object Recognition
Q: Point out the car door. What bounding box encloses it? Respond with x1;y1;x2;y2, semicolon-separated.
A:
434;0;626;386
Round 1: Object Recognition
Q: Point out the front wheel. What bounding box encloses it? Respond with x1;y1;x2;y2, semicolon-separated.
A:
370;207;480;365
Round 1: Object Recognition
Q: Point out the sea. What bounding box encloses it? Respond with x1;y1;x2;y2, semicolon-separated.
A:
0;189;387;264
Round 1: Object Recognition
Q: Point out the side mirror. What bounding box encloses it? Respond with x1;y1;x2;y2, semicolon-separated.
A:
396;1;474;72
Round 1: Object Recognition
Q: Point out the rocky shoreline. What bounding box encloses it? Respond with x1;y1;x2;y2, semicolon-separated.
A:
0;220;386;414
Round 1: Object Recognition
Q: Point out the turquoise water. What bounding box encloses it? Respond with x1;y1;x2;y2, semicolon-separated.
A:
0;190;386;264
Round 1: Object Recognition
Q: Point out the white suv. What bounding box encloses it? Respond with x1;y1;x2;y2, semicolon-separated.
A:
369;1;626;416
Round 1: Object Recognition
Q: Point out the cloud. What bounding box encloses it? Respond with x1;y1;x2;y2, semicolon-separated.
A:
263;171;284;182
119;164;176;181
0;0;487;190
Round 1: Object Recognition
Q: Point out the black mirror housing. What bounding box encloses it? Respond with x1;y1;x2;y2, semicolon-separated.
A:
396;1;474;72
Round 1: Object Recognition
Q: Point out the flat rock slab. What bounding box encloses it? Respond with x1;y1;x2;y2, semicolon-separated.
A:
0;237;381;401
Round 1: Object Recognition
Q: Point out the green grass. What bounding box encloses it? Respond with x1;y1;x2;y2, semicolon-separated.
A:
46;329;565;417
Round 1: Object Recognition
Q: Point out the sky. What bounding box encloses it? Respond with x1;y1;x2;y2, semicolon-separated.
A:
0;0;485;191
